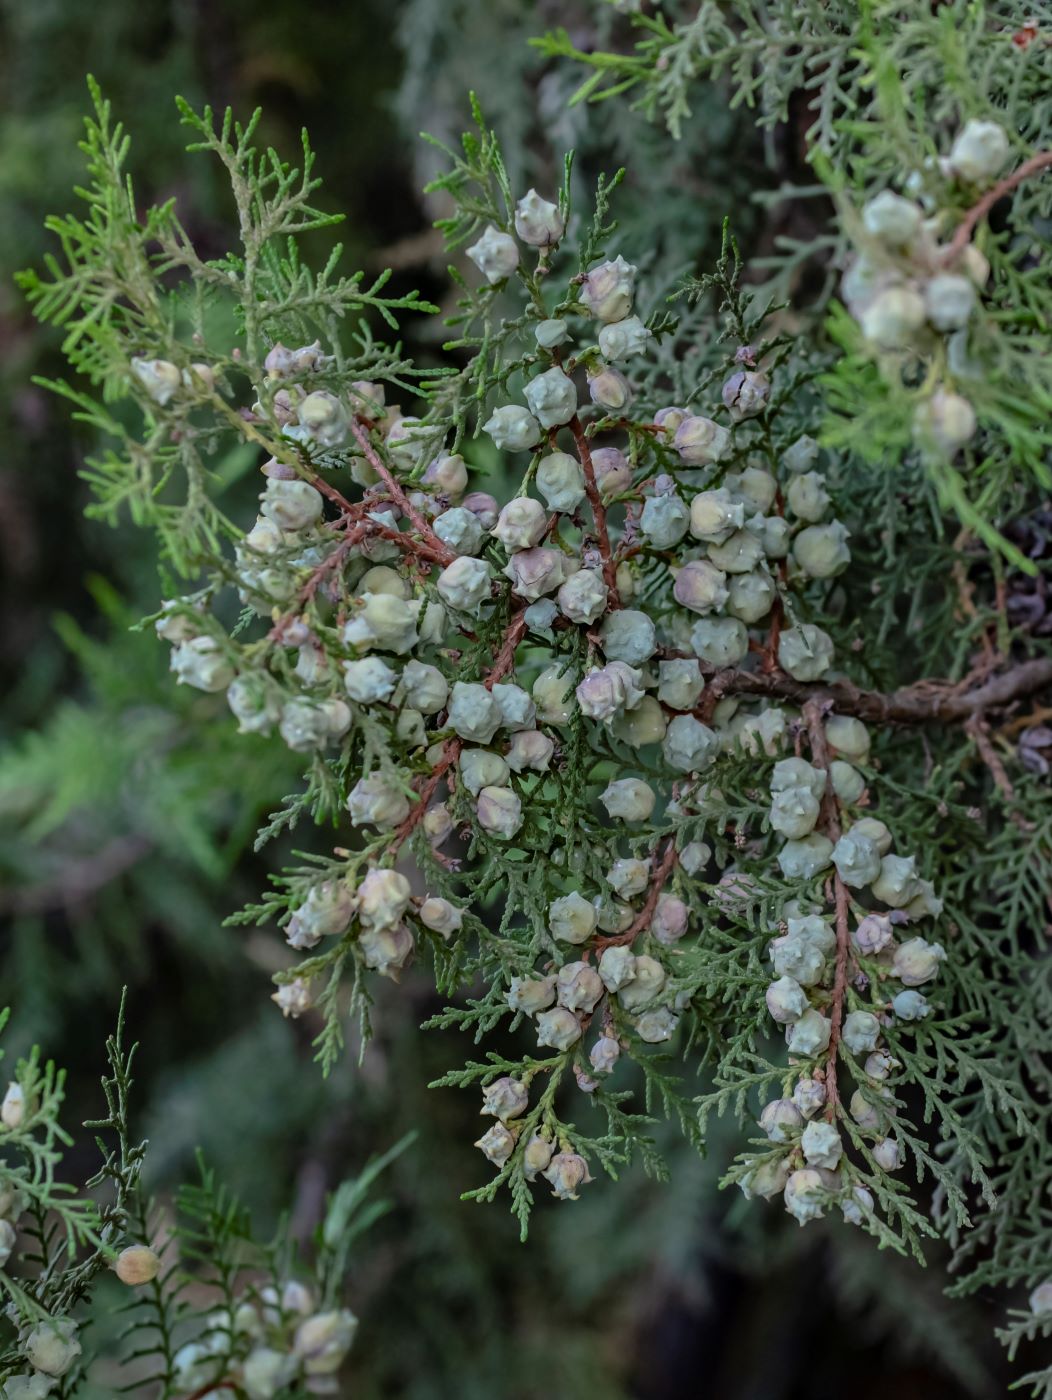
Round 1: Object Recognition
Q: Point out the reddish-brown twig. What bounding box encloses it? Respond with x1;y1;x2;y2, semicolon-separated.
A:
484;610;529;687
368;519;458;568
595;839;679;951
266;509;452;644
267;518;368;641
386;611;528;855
965;712;1016;803
387;736;464;853
567;414;621;607
689;655;1052;727
964;712;1035;833
347;416;456;567
802;697;851;1118
305;469;360;518
823;872;853;1119
942;148;1052;265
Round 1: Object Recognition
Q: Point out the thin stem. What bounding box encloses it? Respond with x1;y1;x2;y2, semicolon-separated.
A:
942;148;1052;265
964;712;1016;802
484;610;529;685
595;839;678;951
267;517;368;642
802;697;850;1118
824;873;852;1119
567;414;620;606
347;417;456;567
692;655;1052;726
265;504;451;645
388;738;463;854
387;611;528;854
210;396;361;518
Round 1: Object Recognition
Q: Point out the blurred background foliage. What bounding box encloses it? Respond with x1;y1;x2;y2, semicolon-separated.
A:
0;1;1017;1394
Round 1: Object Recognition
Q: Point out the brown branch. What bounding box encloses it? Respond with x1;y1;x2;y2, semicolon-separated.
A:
368;519;457;568
802;697;842;843
483;611;529;687
965;713;1015;803
386;611;529;855
567;414;620;607
942;148;1052;266
950;528;1001;668
595;839;679;951
347;416;456;567
268;517;367;641
383;641;1049;862
388;737;463;852
692;655;1052;726
964;713;1034;832
824;872;852;1119
214;395;372;525
801;697;850;1119
305;468;361;518
266;510;450;644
